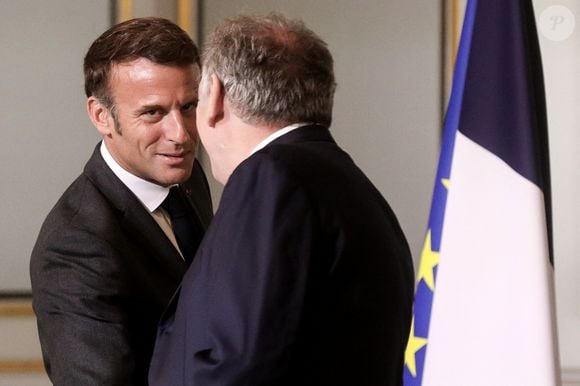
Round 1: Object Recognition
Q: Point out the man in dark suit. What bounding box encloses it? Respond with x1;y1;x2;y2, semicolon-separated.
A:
149;14;414;386
30;17;213;385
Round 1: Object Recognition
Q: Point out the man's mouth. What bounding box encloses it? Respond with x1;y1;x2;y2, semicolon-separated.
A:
158;150;192;164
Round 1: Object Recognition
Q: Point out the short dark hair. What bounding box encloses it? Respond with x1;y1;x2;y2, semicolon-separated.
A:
84;17;200;110
202;13;336;127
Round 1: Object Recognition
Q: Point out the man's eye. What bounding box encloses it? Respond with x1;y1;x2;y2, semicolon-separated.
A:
182;102;197;112
140;109;164;122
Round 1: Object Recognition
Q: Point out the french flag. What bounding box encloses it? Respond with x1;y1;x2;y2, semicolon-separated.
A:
403;1;561;385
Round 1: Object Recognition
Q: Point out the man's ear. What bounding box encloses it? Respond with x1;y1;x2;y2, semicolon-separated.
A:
86;96;114;137
206;73;225;128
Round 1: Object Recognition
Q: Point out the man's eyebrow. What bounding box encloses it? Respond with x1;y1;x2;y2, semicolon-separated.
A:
135;96;198;112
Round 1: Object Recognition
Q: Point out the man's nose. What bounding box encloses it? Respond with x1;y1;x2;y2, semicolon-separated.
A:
166;111;191;143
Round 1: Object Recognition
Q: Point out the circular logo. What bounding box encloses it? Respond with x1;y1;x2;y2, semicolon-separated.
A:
539;5;576;42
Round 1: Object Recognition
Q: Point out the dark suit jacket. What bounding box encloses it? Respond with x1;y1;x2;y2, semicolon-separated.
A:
149;125;414;386
30;144;213;385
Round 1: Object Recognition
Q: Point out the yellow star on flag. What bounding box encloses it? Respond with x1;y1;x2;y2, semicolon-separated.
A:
441;178;450;189
417;230;439;291
404;318;428;377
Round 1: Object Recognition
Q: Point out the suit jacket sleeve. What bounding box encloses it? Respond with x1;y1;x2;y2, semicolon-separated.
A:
173;153;318;385
32;224;137;385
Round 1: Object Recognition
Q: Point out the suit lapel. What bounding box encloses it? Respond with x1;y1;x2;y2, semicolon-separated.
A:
83;144;187;281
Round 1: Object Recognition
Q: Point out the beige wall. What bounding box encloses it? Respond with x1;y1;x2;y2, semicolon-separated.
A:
0;0;106;292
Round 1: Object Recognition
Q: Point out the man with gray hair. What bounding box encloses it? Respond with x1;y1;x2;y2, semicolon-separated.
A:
149;13;414;386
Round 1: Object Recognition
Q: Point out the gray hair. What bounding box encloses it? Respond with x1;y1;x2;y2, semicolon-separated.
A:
201;13;336;127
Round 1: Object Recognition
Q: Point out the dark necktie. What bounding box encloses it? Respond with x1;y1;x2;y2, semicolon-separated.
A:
161;186;202;265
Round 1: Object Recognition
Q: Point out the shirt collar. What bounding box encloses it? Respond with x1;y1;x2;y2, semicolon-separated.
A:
250;123;311;155
100;141;170;212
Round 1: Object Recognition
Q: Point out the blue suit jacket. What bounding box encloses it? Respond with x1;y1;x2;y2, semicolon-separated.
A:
149;125;414;386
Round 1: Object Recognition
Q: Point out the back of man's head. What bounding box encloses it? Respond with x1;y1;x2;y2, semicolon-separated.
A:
202;13;336;128
84;17;199;110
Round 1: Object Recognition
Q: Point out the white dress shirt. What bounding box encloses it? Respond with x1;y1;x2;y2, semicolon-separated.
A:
250;123;311;155
100;142;183;259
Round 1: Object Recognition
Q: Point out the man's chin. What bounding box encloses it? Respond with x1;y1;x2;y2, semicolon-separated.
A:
154;168;193;187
